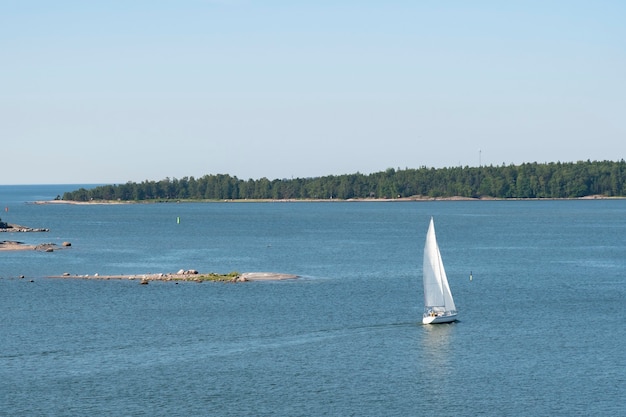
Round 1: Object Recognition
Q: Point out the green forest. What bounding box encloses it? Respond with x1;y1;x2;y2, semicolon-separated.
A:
62;160;626;202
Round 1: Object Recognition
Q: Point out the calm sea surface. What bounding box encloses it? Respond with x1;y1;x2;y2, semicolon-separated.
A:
1;185;625;416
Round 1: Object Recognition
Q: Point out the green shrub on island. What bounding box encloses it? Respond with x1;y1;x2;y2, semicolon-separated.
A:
195;272;241;282
0;218;8;229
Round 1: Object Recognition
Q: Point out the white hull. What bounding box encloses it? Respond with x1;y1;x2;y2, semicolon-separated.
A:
422;313;457;325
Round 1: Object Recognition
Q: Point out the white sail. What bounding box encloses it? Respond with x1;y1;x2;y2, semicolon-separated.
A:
422;217;457;324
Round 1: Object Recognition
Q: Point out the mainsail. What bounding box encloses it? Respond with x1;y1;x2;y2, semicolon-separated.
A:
423;217;456;313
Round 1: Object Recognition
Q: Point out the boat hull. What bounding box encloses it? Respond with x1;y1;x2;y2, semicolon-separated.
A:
422;313;457;325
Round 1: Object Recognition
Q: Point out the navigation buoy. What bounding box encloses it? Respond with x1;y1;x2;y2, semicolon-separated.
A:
469;271;473;282
177;216;180;224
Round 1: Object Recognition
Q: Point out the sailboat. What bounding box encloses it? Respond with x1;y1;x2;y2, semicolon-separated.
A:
422;217;458;324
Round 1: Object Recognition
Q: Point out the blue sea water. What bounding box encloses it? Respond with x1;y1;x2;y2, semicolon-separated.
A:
1;185;625;416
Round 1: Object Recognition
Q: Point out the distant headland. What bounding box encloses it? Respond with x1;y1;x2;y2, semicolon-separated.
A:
57;160;626;202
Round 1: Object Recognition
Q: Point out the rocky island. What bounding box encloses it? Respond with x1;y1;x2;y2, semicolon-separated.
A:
0;220;49;233
0;240;70;252
48;270;298;283
1;218;295;282
0;219;63;251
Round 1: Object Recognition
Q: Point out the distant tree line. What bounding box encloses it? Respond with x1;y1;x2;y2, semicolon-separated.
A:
62;160;626;202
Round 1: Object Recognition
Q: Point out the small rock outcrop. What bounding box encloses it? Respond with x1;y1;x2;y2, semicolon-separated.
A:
35;243;57;252
0;223;49;232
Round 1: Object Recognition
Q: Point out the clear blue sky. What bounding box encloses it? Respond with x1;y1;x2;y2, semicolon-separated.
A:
2;0;625;184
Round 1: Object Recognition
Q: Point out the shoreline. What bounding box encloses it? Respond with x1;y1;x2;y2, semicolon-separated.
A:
46;271;298;283
33;194;623;205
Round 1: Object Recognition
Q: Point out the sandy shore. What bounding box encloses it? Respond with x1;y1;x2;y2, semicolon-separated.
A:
0;241;36;251
34;200;130;205
34;194;622;205
34;196;482;205
47;271;298;282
